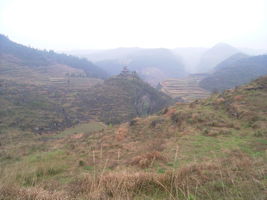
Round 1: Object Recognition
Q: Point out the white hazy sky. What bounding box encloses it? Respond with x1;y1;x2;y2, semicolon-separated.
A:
0;0;266;50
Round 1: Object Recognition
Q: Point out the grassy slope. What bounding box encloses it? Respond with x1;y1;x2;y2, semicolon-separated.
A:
0;77;267;199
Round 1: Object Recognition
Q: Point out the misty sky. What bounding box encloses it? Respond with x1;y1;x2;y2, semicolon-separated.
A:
0;0;266;50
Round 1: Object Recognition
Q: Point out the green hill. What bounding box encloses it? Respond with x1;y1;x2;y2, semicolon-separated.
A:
74;69;173;124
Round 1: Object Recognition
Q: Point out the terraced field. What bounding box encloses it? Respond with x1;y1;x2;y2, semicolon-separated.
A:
160;74;211;102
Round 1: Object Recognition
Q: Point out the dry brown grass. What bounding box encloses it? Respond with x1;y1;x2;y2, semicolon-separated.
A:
129;151;167;168
0;184;70;200
66;151;265;200
0;151;265;200
214;97;225;104
233;95;244;101
115;124;128;141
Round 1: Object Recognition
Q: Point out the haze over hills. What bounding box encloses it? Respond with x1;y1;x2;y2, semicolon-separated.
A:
127;48;186;85
72;47;142;62
213;53;249;71
67;43;267;80
66;44;243;85
63;43;267;101
171;47;208;73
200;54;267;92
77;48;186;86
240;48;267;56
196;43;240;73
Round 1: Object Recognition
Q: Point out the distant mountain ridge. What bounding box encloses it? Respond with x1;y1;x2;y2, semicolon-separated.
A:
66;43;267;77
128;48;186;85
214;53;249;71
199;54;267;91
196;43;240;73
72;47;186;86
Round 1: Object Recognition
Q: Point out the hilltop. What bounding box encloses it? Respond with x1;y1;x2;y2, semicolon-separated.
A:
0;76;266;199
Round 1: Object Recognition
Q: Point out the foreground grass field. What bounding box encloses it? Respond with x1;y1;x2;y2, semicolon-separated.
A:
0;77;267;199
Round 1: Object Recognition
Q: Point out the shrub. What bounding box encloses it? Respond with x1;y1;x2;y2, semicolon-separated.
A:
149;119;164;128
254;130;267;137
79;160;85;166
129;119;137;126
